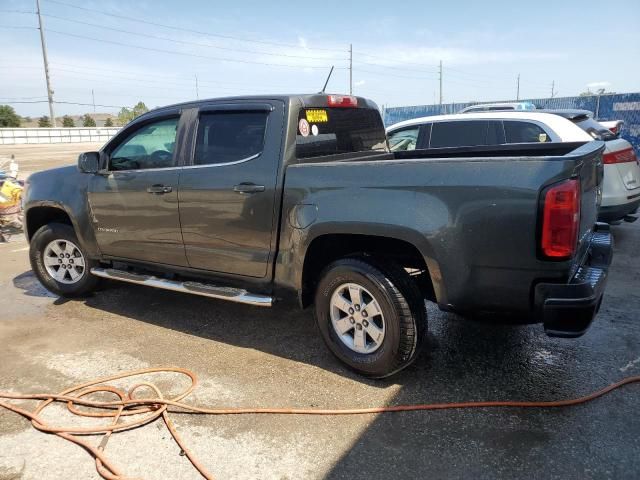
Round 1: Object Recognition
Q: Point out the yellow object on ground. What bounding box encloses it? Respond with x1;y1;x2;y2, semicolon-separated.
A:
0;180;23;207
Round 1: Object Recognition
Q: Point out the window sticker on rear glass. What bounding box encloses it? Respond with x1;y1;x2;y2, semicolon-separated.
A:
306;109;328;123
298;118;310;137
538;133;547;142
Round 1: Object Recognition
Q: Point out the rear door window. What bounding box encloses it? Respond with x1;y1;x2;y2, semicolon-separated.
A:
195;112;268;165
430;120;489;148
296;108;387;158
504;121;551;143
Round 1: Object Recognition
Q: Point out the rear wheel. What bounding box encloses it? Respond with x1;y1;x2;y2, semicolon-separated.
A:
30;223;100;297
314;256;427;378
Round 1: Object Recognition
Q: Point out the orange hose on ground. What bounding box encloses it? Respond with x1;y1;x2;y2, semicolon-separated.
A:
1;367;638;480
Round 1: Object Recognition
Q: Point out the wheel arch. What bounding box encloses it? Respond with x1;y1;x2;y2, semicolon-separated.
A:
299;230;440;308
25;204;74;241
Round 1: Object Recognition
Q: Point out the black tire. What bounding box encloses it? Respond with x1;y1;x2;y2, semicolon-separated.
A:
29;223;100;297
314;256;427;378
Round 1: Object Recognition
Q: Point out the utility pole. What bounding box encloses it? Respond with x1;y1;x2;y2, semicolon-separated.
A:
516;73;520;101
349;44;353;95
195;75;199;99
91;89;96;112
438;60;443;107
551;80;555;98
36;0;56;126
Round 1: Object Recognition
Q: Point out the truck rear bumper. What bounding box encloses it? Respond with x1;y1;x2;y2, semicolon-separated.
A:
534;223;613;338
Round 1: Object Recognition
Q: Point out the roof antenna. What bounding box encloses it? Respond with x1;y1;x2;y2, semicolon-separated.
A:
320;66;334;94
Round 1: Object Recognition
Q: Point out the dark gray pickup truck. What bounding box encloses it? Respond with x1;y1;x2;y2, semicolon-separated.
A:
23;94;612;377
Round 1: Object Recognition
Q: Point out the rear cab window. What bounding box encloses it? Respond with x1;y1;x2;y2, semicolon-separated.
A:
296;107;387;159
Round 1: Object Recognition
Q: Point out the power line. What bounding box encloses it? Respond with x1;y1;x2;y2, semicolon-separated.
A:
0;25;37;30
446;66;551;88
44;0;346;53
354;68;436;80
50;62;289;88
45;29;344;70
40;13;348;62
0;9;36;14
47;65;297;92
351;60;438;74
353;51;439;68
3;100;125;108
0;96;48;100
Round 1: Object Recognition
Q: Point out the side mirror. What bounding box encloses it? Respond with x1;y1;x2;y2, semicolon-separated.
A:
77;151;100;174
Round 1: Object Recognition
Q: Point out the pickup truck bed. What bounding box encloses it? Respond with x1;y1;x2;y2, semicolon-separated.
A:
23;94;612;377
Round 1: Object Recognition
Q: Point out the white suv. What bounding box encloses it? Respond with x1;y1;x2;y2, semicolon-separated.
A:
387;111;640;223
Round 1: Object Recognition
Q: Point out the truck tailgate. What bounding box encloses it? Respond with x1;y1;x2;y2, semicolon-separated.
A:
571;141;606;270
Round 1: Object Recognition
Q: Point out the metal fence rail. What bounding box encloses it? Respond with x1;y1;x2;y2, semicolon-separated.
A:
0;127;120;145
384;92;640;153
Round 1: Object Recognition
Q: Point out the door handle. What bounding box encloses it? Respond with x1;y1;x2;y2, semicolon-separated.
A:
147;184;173;194
233;183;265;194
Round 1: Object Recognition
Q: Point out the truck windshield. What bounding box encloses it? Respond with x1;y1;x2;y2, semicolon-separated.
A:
296;108;388;158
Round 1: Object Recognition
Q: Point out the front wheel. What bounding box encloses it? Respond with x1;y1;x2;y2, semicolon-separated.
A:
29;223;100;297
314;257;427;378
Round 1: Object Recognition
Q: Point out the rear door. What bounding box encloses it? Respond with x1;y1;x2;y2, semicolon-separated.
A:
178;101;284;278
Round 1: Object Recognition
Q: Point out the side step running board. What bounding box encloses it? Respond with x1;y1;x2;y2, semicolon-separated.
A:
90;268;273;307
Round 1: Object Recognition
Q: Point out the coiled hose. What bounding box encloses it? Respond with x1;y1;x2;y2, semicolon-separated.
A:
1;367;638;480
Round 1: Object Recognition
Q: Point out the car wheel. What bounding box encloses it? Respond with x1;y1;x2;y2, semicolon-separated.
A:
29;223;100;297
314;256;427;378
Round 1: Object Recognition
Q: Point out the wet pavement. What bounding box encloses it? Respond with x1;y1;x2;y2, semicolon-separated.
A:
0;144;639;479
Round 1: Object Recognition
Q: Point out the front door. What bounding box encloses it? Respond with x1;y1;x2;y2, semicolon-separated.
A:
178;102;283;277
88;114;188;266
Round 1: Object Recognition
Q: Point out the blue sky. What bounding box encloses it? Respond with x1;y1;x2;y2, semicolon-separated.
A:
1;0;639;117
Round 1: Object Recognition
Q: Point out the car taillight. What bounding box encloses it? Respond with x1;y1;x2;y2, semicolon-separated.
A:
603;147;637;164
541;179;580;259
327;95;357;107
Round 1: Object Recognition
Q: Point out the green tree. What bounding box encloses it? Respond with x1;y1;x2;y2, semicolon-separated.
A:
82;114;96;127
116;101;149;126
38;116;52;128
117;107;133;126
0;105;22;127
62;115;75;127
104;117;114;127
132;101;149;119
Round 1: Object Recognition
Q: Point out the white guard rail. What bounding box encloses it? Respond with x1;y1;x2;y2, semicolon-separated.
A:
0;128;120;145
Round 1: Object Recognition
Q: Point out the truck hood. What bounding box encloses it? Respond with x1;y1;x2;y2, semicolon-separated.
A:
25;165;91;209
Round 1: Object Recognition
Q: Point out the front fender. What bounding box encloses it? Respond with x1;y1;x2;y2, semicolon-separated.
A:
24;166;101;258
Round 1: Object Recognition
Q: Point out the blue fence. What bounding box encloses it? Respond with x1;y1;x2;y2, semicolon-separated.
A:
384;92;640;153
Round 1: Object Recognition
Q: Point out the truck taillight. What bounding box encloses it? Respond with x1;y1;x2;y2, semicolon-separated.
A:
603;148;637;164
541;179;580;259
327;95;357;107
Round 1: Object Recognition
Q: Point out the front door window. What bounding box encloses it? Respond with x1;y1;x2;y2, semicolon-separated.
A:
110;118;179;171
